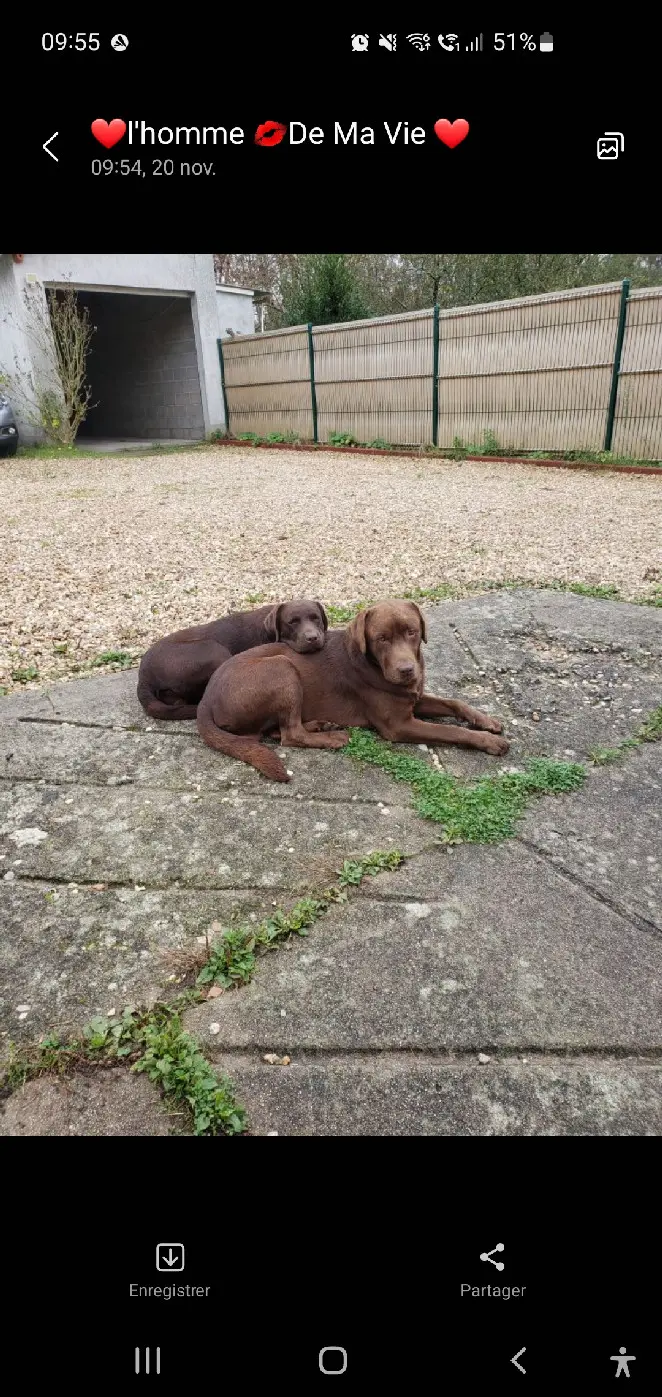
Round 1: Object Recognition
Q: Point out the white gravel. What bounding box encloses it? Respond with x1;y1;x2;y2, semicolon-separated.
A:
2;446;661;692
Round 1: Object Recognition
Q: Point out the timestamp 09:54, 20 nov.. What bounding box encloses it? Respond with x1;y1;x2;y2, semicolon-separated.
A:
91;159;216;177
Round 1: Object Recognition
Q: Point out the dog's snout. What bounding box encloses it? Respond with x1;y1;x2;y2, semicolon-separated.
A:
398;663;415;679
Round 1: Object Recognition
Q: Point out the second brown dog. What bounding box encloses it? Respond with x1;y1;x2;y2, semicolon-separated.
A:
137;600;328;720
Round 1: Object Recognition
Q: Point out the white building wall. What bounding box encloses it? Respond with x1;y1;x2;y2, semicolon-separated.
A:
0;253;227;441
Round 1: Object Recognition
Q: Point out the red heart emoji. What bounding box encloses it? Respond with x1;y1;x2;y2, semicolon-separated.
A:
434;118;469;149
91;118;127;149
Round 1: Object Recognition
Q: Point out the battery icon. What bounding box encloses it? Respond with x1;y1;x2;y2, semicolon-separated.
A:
539;32;554;51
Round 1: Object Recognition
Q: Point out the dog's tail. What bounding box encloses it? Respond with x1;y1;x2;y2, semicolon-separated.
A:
196;705;289;782
137;678;199;721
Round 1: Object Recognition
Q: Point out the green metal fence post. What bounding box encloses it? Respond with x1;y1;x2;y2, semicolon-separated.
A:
432;304;440;446
307;322;318;443
217;337;231;436
604;279;630;452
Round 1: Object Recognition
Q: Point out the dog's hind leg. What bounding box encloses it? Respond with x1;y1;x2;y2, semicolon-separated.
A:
255;659;348;751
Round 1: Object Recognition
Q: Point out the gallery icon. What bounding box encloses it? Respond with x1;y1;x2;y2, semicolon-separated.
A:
156;1242;185;1272
597;132;624;159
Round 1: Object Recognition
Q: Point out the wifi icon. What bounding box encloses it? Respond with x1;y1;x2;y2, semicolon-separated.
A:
407;32;431;50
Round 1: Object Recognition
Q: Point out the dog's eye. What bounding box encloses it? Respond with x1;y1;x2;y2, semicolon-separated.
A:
406;628;417;637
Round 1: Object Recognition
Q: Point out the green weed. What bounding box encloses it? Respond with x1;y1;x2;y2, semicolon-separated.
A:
328;432;360;446
90;650;135;669
344;729;585;842
10;665;39;683
134;1011;245;1136
588;704;662;765
197;850;403;990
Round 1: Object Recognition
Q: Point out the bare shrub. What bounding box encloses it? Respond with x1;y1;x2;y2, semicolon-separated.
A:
0;284;96;445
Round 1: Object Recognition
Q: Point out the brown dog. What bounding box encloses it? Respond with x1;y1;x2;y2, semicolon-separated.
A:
196;599;509;780
137;600;328;721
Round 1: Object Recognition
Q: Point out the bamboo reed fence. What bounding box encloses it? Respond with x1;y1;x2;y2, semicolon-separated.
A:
218;281;662;460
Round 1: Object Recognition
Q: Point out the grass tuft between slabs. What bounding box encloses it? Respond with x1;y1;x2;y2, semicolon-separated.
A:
589;704;662;764
344;729;586;842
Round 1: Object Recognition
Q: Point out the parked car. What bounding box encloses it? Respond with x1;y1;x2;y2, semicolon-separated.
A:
0;393;19;456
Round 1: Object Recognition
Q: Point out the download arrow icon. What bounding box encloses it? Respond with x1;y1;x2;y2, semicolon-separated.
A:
156;1242;185;1271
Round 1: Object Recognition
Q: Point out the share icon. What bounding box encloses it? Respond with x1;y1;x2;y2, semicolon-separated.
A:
480;1243;505;1270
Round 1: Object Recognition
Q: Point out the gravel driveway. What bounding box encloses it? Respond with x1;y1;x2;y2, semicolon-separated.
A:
2;446;661;692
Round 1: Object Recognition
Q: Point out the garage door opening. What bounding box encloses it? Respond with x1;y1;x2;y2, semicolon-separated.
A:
72;290;205;445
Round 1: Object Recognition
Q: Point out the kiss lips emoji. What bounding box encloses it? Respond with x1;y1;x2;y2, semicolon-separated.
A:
254;120;287;148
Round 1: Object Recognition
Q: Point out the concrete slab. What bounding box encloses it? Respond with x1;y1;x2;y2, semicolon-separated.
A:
519;742;662;933
0;881;278;1048
0;1067;178;1136
1;589;660;1135
440;588;662;660
0;670;174;729
0;782;426;891
413;614;476;691
216;1054;662;1136
0;717;398;802
185;843;662;1052
427;590;662;774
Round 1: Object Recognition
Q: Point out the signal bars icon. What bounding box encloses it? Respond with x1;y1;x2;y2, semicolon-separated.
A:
466;33;484;51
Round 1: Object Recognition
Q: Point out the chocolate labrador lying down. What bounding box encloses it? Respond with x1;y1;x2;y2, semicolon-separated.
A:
137;600;327;721
196;599;509;781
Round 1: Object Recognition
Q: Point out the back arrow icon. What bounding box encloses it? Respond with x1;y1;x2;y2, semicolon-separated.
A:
511;1347;526;1375
43;132;58;162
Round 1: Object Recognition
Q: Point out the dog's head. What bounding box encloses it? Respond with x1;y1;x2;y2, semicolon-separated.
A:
263;600;328;652
346;600;426;687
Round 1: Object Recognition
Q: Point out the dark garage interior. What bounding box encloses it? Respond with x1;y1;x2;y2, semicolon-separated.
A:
73;291;205;443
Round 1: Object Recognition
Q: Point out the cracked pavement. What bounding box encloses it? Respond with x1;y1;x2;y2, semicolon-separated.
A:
1;589;661;1135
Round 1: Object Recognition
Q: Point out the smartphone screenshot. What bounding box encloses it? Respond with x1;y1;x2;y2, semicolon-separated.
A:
3;14;660;1386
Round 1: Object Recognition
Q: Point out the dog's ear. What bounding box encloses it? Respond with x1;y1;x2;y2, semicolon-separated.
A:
263;603;284;641
407;601;427;644
316;602;328;632
347;606;370;655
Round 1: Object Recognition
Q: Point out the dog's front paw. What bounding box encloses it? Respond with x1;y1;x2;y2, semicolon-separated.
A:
484;734;510;755
472;712;503;734
323;730;349;749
